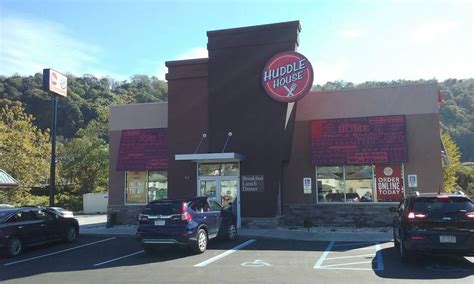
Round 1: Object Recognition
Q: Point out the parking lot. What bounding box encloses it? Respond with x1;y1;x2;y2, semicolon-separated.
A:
1;235;473;283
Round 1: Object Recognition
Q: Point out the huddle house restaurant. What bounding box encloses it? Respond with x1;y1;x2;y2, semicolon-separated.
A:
107;21;443;228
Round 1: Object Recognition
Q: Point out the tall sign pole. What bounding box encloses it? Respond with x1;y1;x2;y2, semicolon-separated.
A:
43;69;67;207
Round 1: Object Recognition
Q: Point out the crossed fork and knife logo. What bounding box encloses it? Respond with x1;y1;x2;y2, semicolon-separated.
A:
283;83;298;97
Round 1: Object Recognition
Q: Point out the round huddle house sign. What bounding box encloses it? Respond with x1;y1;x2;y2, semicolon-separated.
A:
262;51;314;102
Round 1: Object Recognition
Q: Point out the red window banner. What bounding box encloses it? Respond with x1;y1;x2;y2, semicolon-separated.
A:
375;164;404;202
116;128;168;171
311;115;408;165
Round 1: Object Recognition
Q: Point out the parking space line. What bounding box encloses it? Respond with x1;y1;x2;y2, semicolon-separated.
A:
4;237;116;266
325;253;374;260
93;250;144;267
319;260;373;268
313;241;335;269
375;243;384;271
194;239;256;267
314;241;384;271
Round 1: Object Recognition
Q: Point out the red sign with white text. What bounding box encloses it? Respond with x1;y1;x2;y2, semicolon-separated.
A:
375;164;404;202
311;115;408;165
262;51;313;102
116;128;168;171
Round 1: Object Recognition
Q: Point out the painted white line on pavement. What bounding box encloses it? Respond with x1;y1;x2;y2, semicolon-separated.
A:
316;267;374;271
345;245;378;252
194;239;256;267
94;250;144;267
4;237;117;266
325;253;374;260
313;241;335;269
375;243;384;271
318;260;373;268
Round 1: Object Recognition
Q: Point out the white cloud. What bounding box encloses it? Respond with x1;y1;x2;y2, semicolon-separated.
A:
0;16;127;79
338;29;368;39
156;47;208;80
312;59;349;85
410;19;461;45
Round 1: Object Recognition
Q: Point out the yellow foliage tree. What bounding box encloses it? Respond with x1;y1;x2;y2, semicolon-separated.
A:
0;105;50;205
441;131;461;192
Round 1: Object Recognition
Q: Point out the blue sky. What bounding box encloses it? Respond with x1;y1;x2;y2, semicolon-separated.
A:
1;0;472;84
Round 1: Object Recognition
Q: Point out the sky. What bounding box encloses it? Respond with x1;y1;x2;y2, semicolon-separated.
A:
0;0;473;85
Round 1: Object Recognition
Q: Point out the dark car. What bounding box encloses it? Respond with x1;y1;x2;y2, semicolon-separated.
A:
0;207;79;257
136;196;237;254
390;192;474;262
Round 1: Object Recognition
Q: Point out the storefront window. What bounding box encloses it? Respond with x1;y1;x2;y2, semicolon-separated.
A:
148;171;168;201
317;166;345;202
126;170;168;204
345;165;374;202
221;163;239;176
316;165;380;203
125;171;147;204
198;163;240;176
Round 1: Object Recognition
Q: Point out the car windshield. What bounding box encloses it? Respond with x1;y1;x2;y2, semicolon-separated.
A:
413;197;474;214
142;201;183;215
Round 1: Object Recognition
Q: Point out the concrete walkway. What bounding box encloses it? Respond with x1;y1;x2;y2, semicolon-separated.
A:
79;217;393;242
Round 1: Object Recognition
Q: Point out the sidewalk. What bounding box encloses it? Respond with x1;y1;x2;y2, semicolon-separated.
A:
80;224;393;242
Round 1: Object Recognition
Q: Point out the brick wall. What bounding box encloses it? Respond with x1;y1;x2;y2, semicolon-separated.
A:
283;204;397;227
107;205;144;226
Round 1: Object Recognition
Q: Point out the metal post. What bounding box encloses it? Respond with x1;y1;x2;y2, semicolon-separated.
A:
49;94;57;207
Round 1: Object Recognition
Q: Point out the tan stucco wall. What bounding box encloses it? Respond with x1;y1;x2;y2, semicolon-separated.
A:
297;83;439;121
109;102;168;131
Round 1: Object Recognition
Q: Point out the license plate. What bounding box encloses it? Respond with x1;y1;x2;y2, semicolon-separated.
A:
154;220;165;226
439;235;456;243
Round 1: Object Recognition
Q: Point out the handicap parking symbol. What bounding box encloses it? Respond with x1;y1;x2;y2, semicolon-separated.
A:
241;260;272;267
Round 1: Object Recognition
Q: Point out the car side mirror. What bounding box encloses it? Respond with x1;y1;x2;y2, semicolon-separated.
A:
389;207;398;213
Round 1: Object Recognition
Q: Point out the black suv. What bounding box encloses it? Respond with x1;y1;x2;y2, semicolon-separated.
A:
136;197;237;254
390;193;474;261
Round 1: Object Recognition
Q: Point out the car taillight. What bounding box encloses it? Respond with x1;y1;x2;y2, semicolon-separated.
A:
465;212;474;219
181;202;192;222
407;212;427;220
138;214;148;221
436;195;449;199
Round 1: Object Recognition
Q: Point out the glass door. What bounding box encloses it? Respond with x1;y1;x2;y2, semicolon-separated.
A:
198;177;241;228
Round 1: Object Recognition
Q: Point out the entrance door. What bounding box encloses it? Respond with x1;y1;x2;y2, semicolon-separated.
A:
198;177;241;228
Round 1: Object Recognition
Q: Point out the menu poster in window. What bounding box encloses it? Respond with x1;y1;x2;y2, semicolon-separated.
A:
126;171;147;203
311;115;408;165
117;128;168;171
375;164;404;202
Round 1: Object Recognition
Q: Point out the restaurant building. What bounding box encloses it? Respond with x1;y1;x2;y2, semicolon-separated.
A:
108;21;443;227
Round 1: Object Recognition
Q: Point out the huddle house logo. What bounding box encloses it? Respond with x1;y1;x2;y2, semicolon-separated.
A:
262;51;314;102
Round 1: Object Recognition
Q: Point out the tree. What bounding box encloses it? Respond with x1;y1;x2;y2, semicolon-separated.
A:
58;120;109;197
441;131;461;192
0;105;50;205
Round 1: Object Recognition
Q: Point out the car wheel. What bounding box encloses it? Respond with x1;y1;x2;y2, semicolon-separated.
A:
7;236;22;257
192;228;208;254
399;237;413;262
64;226;78;243
226;223;237;241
